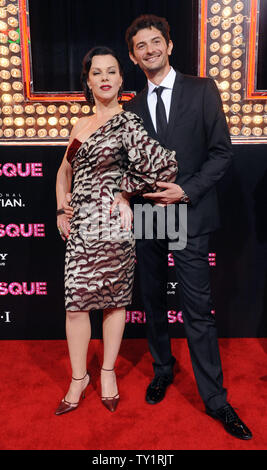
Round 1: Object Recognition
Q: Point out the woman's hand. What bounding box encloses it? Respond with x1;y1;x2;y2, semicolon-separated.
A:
62;192;74;219
57;213;71;241
111;192;133;231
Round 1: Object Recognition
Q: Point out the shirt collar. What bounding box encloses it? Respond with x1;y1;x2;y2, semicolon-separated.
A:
147;67;176;95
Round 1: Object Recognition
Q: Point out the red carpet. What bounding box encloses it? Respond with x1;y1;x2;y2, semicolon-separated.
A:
0;338;266;450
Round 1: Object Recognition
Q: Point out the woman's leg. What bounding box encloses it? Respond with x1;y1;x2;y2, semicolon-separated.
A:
64;310;91;403
101;307;126;398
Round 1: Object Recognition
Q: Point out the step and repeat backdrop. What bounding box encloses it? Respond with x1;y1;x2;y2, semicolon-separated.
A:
0;143;266;340
0;0;267;339
0;143;191;339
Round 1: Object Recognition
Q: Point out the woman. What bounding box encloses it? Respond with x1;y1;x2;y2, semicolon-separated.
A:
55;46;177;415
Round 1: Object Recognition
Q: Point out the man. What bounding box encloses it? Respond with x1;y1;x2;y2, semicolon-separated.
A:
121;14;252;440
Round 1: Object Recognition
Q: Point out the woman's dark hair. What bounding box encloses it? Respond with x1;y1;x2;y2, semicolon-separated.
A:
81;46;124;105
125;14;171;55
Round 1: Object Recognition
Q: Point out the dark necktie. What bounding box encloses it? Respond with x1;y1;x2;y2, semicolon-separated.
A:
153;86;168;142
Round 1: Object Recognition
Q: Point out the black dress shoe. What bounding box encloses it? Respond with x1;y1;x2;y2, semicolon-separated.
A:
146;375;173;404
206;403;252;440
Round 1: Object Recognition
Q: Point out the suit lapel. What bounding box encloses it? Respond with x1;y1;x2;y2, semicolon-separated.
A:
137;85;158;140
166;70;184;142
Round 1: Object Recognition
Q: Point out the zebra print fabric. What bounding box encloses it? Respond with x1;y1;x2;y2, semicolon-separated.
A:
64;111;177;312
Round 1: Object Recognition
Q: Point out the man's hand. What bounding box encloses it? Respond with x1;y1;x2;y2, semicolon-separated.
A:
62;192;74;219
143;182;184;206
110;192;133;231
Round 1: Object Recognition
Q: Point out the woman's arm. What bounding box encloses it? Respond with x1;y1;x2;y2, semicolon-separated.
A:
56;116;89;209
56;118;87;240
56;151;73;241
56;154;73;210
120;113;178;194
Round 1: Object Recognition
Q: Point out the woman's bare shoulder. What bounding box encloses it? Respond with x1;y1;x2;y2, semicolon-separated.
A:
69;115;93;143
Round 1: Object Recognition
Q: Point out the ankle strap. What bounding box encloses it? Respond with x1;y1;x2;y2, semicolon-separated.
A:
72;371;88;381
101;367;114;371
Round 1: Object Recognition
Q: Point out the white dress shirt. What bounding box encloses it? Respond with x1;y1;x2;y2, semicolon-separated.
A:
147;66;176;133
147;67;190;202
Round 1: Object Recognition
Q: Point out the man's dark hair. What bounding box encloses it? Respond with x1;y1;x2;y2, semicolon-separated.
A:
81;46;124;105
125;14;171;55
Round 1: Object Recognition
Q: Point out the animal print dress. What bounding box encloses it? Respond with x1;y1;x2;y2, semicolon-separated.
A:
64;111;177;312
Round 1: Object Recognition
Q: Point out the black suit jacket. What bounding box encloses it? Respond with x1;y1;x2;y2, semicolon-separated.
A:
124;70;233;237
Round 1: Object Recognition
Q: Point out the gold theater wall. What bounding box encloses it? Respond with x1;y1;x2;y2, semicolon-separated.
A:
0;0;267;144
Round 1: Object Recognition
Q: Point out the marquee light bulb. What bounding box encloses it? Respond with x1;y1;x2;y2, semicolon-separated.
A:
48;117;58;126
222;7;232;17
1;93;13;103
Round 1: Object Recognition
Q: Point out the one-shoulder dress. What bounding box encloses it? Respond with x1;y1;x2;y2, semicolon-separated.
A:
64;110;177;312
